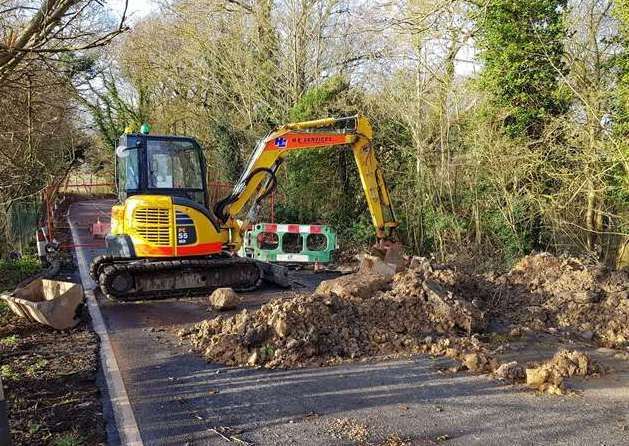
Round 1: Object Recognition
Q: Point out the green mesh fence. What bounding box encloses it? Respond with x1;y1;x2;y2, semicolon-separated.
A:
5;198;41;255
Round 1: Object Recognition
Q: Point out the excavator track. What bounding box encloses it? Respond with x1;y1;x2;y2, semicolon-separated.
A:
94;256;263;301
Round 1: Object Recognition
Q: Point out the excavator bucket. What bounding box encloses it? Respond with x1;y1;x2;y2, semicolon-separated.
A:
1;278;84;330
383;242;405;272
371;240;406;272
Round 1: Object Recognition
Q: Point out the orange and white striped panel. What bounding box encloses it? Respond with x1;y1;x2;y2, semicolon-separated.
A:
263;224;323;234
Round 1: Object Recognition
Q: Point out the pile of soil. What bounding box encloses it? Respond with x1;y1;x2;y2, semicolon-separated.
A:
181;260;487;368
491;349;602;395
491;253;628;347
181;253;626;375
523;349;602;395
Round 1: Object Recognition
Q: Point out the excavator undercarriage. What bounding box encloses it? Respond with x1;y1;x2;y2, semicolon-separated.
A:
90;255;291;301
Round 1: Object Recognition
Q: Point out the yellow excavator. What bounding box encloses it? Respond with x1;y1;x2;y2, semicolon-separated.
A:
90;115;399;300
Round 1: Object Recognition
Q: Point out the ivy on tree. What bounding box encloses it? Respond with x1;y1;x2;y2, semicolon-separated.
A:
477;0;569;138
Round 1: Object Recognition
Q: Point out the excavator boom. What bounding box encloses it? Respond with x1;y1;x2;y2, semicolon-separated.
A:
214;115;398;241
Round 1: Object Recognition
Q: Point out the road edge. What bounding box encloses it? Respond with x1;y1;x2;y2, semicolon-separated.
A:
68;204;144;446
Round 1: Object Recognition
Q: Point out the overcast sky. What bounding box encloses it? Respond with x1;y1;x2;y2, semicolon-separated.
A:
108;0;157;22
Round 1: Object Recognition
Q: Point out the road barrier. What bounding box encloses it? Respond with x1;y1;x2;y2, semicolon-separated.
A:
0;377;10;446
241;223;337;263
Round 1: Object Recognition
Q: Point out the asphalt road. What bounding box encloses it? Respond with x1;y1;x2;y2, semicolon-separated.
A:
69;199;629;446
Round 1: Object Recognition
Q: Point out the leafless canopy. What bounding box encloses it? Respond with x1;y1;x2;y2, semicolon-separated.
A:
0;0;128;85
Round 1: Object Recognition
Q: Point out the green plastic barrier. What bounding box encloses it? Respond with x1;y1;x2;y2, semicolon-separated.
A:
241;223;337;263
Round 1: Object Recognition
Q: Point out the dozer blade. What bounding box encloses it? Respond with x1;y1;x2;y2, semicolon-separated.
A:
256;261;290;288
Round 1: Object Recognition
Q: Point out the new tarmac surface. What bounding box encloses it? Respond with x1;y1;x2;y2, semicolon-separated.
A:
69;200;629;446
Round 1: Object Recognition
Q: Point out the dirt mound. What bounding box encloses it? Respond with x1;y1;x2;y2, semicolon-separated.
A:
493;253;629;347
180;252;626;374
491;349;602;395
181;262;487;368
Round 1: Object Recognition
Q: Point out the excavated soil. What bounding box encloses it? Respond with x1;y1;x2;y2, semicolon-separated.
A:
181;253;627;392
523;349;603;395
181;259;489;368
490;253;628;347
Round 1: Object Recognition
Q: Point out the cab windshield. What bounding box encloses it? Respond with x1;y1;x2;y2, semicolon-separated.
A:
116;135;207;206
146;139;206;205
147;139;203;190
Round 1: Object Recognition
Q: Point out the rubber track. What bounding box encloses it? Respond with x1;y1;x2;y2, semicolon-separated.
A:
98;257;262;301
90;254;114;281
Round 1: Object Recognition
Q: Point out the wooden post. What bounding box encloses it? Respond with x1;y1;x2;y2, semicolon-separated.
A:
0;376;10;446
270;191;275;224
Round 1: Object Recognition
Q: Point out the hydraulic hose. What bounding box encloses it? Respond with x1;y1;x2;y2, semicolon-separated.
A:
214;167;278;223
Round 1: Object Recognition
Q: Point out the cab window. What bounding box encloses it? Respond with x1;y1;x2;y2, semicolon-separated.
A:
147;140;203;190
117;147;139;199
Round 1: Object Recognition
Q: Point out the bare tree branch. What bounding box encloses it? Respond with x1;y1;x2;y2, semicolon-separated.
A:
0;0;129;85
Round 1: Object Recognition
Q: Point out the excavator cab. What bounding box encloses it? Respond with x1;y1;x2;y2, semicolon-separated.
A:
116;133;209;208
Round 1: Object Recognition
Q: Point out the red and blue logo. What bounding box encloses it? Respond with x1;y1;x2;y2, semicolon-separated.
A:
274;137;287;148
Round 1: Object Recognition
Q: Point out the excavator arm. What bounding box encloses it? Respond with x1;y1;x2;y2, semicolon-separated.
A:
213;115;398;241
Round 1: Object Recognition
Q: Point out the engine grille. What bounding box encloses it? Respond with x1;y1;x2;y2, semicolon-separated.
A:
134;207;171;246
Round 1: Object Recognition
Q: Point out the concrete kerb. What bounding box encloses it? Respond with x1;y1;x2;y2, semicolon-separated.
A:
68;205;144;446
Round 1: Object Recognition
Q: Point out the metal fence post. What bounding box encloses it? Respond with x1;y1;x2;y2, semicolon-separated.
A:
0;376;10;446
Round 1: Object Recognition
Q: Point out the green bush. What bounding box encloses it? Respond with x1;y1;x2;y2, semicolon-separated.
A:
483;206;533;266
53;433;85;446
0;364;18;381
0;335;18;347
342;214;376;249
0;256;41;292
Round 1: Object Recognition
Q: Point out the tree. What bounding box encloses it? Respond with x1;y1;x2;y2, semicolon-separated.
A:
0;0;128;85
0;1;128;252
477;0;569;138
611;0;629;266
614;0;629;135
76;0;627;269
277;76;368;237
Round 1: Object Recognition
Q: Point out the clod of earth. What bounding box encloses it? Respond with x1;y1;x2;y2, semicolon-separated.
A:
315;271;391;299
493;361;525;382
462;352;495;373
524;350;601;394
209;288;240;310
